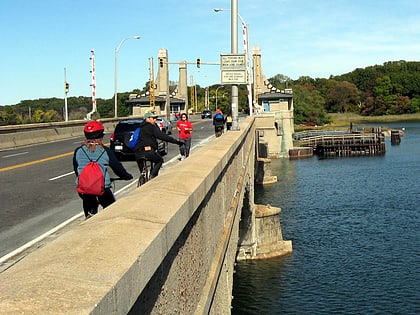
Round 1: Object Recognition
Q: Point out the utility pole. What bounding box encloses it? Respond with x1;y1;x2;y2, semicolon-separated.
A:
230;0;239;130
149;57;155;109
64;68;69;122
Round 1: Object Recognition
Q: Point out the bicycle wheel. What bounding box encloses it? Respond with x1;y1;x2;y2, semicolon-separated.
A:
137;161;150;187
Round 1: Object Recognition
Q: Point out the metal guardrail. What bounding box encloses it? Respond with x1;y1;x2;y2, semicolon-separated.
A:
292;130;349;140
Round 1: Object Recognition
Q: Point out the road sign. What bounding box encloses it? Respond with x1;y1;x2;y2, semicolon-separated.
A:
220;54;247;84
221;71;247;84
220;54;246;70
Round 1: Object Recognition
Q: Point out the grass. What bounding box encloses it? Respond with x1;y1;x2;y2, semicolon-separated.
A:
328;112;420;126
295;113;420;132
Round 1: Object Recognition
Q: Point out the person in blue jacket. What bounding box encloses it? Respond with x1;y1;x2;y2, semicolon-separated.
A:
213;108;225;137
73;120;133;219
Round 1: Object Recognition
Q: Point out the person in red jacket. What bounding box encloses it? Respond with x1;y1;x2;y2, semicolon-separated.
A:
176;113;193;160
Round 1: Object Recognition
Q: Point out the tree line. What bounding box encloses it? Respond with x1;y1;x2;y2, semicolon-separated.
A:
1;60;419;126
268;60;420;125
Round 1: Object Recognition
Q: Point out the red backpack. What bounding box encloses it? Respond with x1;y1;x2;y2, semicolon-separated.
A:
76;148;106;196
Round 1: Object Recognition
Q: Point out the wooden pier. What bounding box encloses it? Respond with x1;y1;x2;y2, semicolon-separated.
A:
293;128;386;159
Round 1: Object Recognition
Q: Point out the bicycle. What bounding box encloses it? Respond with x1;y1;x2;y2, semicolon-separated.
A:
215;124;224;137
110;177;123;191
137;157;154;187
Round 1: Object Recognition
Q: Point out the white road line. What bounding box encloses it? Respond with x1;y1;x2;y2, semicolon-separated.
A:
49;171;75;181
0;212;84;264
2;151;29;158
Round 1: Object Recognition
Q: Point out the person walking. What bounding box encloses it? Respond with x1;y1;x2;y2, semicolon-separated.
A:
225;113;233;130
133;111;183;178
73;120;133;219
176;113;193;160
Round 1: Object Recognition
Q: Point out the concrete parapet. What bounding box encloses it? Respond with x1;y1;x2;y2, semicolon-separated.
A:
0;117;256;314
0;120;118;149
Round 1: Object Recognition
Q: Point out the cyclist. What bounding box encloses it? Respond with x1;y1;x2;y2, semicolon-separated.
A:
133;111;183;179
213;108;225;137
73;120;133;219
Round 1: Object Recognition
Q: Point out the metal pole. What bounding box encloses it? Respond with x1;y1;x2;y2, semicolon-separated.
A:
214;7;251;118
231;0;239;130
114;46;119;118
114;36;140;118
64;68;68;122
238;14;252;116
194;85;197;113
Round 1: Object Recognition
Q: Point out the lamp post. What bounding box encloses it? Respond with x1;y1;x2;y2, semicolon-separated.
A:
114;35;140;118
214;6;252;117
215;85;224;111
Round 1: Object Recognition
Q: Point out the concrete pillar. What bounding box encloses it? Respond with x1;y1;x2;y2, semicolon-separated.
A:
157;48;170;118
178;61;188;108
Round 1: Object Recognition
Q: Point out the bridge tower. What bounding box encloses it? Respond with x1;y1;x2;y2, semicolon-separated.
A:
177;61;189;108
252;45;270;111
156;48;170;119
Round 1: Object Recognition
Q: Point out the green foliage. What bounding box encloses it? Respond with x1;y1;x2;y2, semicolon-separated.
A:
2;60;419;125
325;80;361;113
292;83;331;125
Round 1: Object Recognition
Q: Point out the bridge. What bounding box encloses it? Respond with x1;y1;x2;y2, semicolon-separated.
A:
0;115;292;314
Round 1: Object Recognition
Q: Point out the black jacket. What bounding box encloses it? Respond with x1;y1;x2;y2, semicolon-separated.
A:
134;121;179;152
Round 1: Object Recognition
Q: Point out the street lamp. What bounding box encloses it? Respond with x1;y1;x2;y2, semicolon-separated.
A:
215;85;224;111
114;35;140;118
214;6;252;117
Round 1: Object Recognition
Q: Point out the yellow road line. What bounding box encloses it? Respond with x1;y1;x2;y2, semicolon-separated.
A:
0;151;73;172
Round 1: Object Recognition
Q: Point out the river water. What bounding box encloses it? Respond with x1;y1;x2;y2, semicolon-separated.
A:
232;122;420;315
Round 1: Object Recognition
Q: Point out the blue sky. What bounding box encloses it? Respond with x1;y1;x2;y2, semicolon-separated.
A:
1;0;419;106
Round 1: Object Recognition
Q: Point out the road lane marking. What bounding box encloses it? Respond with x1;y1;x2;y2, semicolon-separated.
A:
49;171;75;181
0;212;84;265
2;151;29;158
0;151;73;172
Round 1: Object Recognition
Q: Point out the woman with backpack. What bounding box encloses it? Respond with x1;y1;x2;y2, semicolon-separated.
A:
73;121;133;219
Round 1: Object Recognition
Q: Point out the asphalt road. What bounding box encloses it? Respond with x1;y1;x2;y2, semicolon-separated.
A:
0;117;215;261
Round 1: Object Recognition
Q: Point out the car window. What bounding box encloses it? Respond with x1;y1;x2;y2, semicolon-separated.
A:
114;120;143;133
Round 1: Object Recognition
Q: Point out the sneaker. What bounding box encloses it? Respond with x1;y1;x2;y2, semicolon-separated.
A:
178;156;185;161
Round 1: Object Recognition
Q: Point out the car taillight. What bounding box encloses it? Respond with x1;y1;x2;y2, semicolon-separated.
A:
110;133;115;142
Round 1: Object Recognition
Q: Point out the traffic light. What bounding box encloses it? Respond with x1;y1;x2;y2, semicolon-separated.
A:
65;82;69;92
159;58;164;68
196;57;201;68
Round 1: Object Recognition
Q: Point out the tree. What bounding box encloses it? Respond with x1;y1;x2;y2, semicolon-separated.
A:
325;81;361;113
268;74;292;89
293;83;331;125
